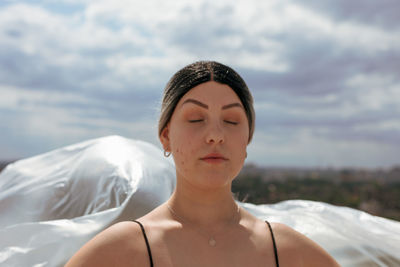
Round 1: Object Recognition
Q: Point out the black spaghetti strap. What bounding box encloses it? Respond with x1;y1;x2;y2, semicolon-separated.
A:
132;220;154;267
266;221;280;267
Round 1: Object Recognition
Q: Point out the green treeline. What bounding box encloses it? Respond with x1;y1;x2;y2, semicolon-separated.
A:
232;173;400;222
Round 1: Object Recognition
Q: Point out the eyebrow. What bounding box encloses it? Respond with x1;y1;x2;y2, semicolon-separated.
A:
181;98;243;110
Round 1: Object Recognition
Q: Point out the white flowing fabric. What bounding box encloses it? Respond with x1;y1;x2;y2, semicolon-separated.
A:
0;136;399;267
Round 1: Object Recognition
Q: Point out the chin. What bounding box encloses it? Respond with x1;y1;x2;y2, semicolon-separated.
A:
197;171;234;188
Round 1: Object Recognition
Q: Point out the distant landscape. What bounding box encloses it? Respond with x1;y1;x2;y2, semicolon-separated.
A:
1;160;399;221
233;164;400;221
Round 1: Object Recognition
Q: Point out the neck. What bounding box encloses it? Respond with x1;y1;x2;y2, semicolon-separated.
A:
166;176;239;229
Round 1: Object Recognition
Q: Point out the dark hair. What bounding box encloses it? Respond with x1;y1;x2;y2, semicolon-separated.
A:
159;61;255;143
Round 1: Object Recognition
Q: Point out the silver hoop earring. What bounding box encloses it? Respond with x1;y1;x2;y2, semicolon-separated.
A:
164;150;171;157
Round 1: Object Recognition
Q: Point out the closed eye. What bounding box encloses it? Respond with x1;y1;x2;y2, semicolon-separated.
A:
224;120;238;125
189;119;203;123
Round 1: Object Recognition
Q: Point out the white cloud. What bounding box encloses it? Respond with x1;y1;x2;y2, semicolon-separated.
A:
279;3;400;53
0;85;159;154
0;85;89;109
354;119;400;132
249;128;400;168
1;0;399;167
71;0;292;72
347;74;400;111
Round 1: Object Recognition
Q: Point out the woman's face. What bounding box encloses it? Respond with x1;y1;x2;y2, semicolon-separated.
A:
160;81;249;189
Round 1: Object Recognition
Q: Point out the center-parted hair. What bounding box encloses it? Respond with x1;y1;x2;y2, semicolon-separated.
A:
159;61;255;143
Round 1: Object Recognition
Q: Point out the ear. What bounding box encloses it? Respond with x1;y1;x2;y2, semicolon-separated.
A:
159;124;170;151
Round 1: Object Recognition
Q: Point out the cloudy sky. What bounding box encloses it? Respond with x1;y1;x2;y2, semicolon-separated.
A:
0;0;399;168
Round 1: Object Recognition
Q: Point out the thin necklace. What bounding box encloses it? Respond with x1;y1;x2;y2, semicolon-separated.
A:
167;203;240;247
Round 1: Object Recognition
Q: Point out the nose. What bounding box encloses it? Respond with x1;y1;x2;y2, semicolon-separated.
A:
205;121;224;144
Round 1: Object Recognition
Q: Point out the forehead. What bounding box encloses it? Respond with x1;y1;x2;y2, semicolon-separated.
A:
178;81;241;106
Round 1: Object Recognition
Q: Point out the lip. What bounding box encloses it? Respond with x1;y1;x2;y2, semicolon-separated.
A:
200;153;228;163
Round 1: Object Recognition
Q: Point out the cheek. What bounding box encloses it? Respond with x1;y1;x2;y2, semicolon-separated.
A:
174;147;185;166
233;130;249;148
171;138;195;169
170;127;198;152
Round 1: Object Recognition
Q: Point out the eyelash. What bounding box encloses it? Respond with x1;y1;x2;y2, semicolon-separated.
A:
188;120;238;125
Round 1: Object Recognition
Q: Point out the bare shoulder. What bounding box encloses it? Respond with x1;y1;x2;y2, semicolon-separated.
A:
270;222;340;267
64;221;149;267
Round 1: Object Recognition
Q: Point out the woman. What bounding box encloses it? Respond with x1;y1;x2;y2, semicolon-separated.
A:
65;61;340;267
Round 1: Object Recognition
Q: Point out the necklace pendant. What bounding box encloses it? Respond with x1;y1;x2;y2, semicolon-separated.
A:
209;238;216;247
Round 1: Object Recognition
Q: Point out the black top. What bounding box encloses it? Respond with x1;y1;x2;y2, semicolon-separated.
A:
132;220;279;267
